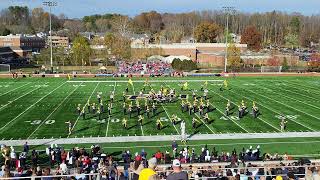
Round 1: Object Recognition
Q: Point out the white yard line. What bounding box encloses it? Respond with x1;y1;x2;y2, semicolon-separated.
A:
211;90;281;132
67;80;223;83
281;81;320;97
0;86;42;111
235;84;320;121
194;113;215;134
161;105;180;135
27;83;83;139
261;84;320;111
105;117;111;137
69;82;100;137
140;125;145;136
230;85;316;131
105;82;116;137
0;82;67;131
285;81;320;94
0;82;30;97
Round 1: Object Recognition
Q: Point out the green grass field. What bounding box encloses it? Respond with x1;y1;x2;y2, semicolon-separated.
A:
0;76;319;139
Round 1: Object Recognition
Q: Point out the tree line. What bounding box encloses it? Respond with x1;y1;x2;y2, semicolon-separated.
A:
1;6;320;48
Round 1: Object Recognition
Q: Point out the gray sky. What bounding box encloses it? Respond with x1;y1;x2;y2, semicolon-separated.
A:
1;0;320;18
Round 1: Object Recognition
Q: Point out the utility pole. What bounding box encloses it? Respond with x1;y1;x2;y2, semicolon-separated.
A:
222;6;236;73
43;1;57;74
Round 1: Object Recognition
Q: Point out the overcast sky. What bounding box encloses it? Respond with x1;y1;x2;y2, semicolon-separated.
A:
1;0;320;18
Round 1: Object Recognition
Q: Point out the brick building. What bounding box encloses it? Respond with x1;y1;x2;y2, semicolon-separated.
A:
47;36;69;48
131;43;247;66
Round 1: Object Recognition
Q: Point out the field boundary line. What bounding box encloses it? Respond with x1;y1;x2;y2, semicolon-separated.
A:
27;83;83;139
0;82;67;131
0;82;30;97
0;86;42;111
67;80;224;83
3;131;320;145
69;82;100;137
230;85;316;131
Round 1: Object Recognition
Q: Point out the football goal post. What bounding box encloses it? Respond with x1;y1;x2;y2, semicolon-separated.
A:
261;66;282;73
0;64;10;73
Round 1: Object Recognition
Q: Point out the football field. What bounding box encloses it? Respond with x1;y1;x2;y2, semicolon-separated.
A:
0;76;319;141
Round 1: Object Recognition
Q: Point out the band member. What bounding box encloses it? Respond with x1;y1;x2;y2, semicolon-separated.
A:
66;121;72;135
171;114;178;125
280;116;288;132
252;102;259;118
128;105;132;118
122;118;128;129
97;108;101;120
188;103;192;115
97;94;101;103
181;101;185;112
206;100;210;112
87;101;90;113
123;91;126;102
137;104;141;115
81;108;86;120
204;113;209;123
77;104;81;115
92;103;96;114
100;102;104;113
146;106;150;118
238;105;244;118
225;106;230;116
110;92;114;103
192;117;197;128
123;102;127;115
199;107;203;116
152;103;157;115
107;103;112;116
156;118;162;130
138;115;144;125
241;100;247;110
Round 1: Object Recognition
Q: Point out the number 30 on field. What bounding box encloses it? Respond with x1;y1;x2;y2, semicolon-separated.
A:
30;120;55;125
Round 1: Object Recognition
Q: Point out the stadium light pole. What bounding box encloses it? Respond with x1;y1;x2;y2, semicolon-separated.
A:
43;1;57;74
222;6;236;73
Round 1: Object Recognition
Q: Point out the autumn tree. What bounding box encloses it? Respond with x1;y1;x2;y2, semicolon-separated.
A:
194;22;221;43
104;33;131;60
72;36;92;66
266;56;281;66
241;25;262;51
284;33;299;48
110;15;132;37
227;44;241;71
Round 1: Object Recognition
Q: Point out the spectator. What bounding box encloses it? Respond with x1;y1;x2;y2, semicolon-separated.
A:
23;142;29;153
138;157;158;180
166;159;188;180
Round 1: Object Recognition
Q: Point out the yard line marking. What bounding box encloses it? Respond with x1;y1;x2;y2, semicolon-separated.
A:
140;124;145;136
286;80;320;93
105;117;111;137
0;82;30;97
69;82;100;138
194;113;215;134
106;82;116;137
0;86;42;111
0;82;67;131
230;85;316;131
261;83;320;111
162;105;180;135
149;82;180;135
283;81;320;96
27;83;82;139
234;84;320;121
212;91;280;132
208;91;251;133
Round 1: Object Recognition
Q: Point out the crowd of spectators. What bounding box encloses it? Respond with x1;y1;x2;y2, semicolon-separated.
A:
117;61;172;75
0;141;316;180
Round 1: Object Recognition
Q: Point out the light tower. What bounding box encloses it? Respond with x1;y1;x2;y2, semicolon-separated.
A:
222;6;236;73
43;1;57;73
